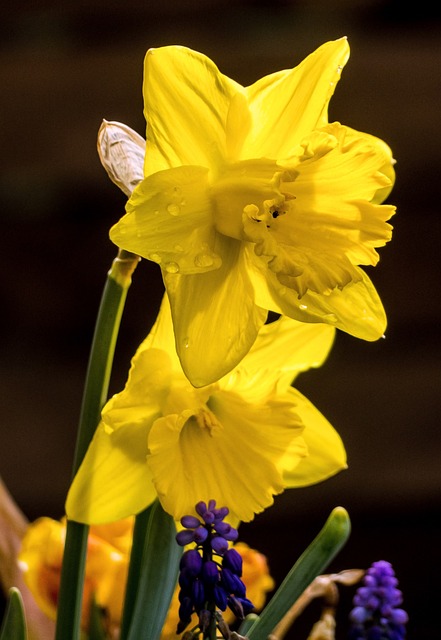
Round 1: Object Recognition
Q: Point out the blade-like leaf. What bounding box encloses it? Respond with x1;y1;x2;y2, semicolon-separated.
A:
126;500;182;640
246;506;351;640
0;588;27;640
87;598;108;640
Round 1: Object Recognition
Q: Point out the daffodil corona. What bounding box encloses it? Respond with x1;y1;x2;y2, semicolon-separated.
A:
66;296;346;525
109;39;396;386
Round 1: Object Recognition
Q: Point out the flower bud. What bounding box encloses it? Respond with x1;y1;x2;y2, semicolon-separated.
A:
97;120;145;197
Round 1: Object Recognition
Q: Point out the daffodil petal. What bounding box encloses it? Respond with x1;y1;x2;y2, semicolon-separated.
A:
243;38;350;158
110;166;222;274
282;388;347;486
164;236;267;387
246;249;387;340
140;294;181;373
66;348;171;524
147;391;306;522
66;418;157;524
101;348;171;430
342;126;396;204
287;123;395;267
222;317;335;398
143;46;241;175
288;270;387;340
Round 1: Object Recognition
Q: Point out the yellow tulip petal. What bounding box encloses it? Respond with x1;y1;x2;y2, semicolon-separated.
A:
243;38;350;158
223;316;335;398
110;166;222;274
142;45;241;175
164;236;267;387
282;388;347;486
18;518;64;620
147;391;306;522
66;417;157;524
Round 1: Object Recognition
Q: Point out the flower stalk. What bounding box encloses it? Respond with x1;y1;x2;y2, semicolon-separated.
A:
55;249;139;640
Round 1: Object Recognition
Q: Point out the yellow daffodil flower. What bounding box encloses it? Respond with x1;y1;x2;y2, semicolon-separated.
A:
66;296;346;525
18;517;133;634
109;39;395;386
160;542;274;640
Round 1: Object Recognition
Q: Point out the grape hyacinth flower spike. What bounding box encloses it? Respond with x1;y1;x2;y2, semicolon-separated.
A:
175;500;255;638
349;560;408;640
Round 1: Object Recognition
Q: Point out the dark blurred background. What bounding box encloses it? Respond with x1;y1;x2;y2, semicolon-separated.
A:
1;1;440;637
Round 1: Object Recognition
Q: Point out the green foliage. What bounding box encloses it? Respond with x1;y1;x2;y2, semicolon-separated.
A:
0;588;27;640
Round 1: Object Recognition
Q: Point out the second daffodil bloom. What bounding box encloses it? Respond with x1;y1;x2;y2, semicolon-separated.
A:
109;39;396;386
66;295;346;525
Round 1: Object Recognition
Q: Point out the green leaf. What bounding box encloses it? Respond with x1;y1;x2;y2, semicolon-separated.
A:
87;598;108;640
247;506;351;640
0;588;27;640
238;613;259;636
126;500;182;640
119;504;155;639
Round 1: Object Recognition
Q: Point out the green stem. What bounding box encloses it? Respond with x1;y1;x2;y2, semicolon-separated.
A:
55;250;139;640
119;504;154;640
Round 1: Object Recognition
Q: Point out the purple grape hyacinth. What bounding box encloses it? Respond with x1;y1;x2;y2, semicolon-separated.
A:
175;500;254;636
349;560;408;640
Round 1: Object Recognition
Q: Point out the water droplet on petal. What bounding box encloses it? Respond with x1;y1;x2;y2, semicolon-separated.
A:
278;286;287;296
299;303;308;310
147;252;162;263
164;261;180;274
194;253;214;268
324;313;338;324
167;203;180;216
183;336;190;349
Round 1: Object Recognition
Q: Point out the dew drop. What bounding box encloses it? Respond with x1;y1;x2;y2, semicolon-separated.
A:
147;252;162;263
154;209;160;216
164;261;180;274
278;286;287;296
194;253;214;268
167;203;180;216
299;303;308;311
324;313;338;324
183;336;190;349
